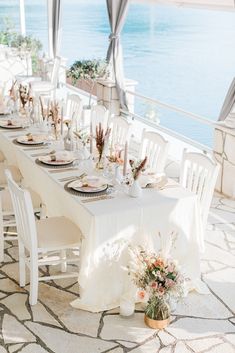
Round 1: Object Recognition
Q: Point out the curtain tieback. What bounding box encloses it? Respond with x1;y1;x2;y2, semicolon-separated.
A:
109;33;119;41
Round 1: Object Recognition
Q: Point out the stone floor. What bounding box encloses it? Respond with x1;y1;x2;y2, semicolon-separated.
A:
0;187;235;352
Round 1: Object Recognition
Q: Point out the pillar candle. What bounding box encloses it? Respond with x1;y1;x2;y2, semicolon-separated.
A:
60;106;64;136
90;120;93;155
123;142;128;176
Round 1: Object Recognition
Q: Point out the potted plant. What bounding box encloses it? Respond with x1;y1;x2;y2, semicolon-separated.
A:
67;59;107;108
129;247;186;329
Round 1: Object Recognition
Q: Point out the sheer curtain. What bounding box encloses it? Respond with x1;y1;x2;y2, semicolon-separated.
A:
106;0;130;110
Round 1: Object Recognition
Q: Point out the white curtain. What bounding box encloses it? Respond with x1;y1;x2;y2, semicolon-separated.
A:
218;78;235;121
106;0;130;110
47;0;62;59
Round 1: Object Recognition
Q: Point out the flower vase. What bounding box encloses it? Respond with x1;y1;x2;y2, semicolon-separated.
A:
82;144;90;160
144;297;170;330
96;154;105;170
64;125;74;151
129;179;142;198
114;164;122;184
144;315;170;330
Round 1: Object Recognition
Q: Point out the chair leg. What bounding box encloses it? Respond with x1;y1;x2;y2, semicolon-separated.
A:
60;249;67;273
19;242;26;287
29;256;39;305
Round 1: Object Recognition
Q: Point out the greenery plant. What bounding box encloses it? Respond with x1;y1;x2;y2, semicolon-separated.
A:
67;59;107;107
0;17;42;73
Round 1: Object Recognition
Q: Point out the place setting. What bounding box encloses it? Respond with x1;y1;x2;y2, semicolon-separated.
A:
35;150;76;169
12;132;50;147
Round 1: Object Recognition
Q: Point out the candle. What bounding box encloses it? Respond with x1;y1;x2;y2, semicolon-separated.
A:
110;137;113;158
90;120;93;155
0;87;4;106
60;106;64;136
47;100;50;121
123;142;128;176
120;298;135;317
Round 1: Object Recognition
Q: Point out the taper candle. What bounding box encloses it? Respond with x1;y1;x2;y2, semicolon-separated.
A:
60;106;64;136
123;141;128;176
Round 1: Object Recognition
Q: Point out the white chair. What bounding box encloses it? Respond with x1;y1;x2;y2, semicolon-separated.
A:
139;130;169;174
0;164;22;187
5;169;82;305
65;94;83;130
90;104;109;135
0;164;42;262
30;56;61;99
0;186;42;262
110;116;132;148
180;149;220;229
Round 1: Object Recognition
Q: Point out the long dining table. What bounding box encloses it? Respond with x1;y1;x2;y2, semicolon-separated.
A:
0;126;207;312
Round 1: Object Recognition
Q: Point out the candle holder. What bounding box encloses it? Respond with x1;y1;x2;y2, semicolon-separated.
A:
120;298;135;317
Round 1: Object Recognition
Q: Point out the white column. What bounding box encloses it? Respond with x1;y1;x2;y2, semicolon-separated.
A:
47;0;53;58
19;0;26;36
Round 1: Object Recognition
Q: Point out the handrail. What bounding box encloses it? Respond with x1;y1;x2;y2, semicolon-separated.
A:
126;90;215;127
121;109;212;154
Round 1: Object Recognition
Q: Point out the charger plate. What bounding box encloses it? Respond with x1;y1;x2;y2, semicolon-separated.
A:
35;158;74;169
13;139;45;146
64;180;109;197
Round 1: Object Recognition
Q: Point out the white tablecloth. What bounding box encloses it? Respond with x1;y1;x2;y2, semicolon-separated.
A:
0;128;207;312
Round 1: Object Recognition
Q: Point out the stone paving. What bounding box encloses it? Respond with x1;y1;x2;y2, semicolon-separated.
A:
0;176;234;352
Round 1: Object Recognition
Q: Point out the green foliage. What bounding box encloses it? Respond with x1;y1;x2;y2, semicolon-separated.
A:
0;17;42;73
67;59;107;85
145;296;170;320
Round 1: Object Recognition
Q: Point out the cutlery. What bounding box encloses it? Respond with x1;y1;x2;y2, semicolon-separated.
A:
49;167;80;173
81;195;114;203
59;173;87;182
23;146;49;151
31;150;56;157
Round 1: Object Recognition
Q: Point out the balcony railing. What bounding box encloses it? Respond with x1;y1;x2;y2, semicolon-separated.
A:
121;90;223;154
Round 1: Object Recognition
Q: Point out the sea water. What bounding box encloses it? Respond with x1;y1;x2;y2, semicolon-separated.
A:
1;0;235;146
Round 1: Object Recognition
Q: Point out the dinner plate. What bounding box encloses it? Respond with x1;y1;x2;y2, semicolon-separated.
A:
68;179;108;193
38;155;74;166
0;121;22;129
16;136;45;145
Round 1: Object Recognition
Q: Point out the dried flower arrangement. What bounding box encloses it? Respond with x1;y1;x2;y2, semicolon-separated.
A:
129;157;147;180
48;101;61;139
129;245;186;325
19;84;31;108
73;129;90;146
95;123;111;162
39;96;48;121
9;80;17;101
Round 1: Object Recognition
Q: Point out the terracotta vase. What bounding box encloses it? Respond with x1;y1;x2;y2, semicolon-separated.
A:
144;314;170;330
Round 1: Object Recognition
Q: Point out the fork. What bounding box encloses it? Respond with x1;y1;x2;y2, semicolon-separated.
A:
59;173;87;182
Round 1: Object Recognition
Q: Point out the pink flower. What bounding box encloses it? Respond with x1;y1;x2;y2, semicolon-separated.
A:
158;287;165;296
151;282;158;289
165;278;175;288
138;290;146;300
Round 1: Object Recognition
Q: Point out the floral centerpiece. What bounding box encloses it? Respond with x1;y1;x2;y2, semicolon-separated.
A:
95;123;111;169
48;101;61;140
9;80;17;102
128;157;147;197
19;84;31;109
129;247;186;329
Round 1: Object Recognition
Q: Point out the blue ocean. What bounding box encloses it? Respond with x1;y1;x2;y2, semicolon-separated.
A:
1;0;235;146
